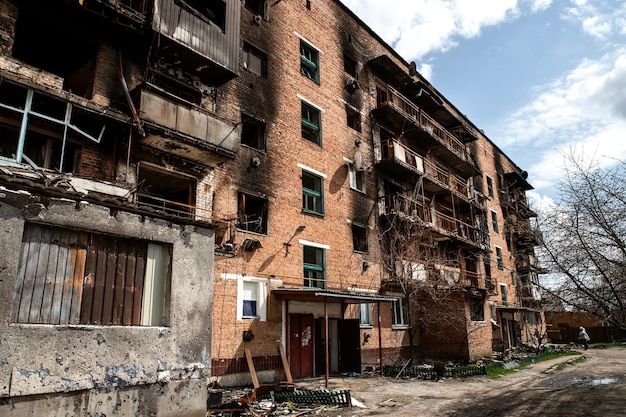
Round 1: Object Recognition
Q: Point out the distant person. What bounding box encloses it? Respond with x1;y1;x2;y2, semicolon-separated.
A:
578;326;590;350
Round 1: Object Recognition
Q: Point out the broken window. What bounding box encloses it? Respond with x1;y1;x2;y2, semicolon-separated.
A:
349;163;365;193
344;54;358;78
300;40;320;83
352;223;368;253
146;68;203;105
175;0;226;31
237;192;268;235
491;210;499;233
470;295;485;322
12;9;97;99
303;245;326;289
137;163;196;218
301;101;322;145
302;170;324;215
243;42;267;78
241;114;266;151
358;303;372;327
245;0;267;17
11;223;171;326
495;246;504;270
346;106;361;132
484;261;493;290
391;294;409;327
500;283;508;306
0;81;108;172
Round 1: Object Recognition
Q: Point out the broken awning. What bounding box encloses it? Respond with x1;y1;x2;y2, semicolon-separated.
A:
272;288;396;304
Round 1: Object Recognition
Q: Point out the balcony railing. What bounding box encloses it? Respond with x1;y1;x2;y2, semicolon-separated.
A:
383;194;486;247
375;80;472;164
378;139;472;200
136;193;212;222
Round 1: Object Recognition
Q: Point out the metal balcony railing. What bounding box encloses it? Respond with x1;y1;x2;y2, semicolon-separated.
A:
375;80;471;164
136;193;212;222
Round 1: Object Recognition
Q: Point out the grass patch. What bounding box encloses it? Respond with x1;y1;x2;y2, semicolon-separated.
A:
485;349;580;378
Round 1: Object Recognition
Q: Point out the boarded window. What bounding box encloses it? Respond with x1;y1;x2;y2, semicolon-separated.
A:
11;223;171;326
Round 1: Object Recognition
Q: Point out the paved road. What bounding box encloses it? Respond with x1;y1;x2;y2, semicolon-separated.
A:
313;346;626;417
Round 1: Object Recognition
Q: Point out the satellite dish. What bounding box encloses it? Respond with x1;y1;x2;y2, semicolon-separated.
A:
353;150;363;170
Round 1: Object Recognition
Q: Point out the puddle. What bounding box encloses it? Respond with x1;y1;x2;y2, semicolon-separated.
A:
590;377;618;385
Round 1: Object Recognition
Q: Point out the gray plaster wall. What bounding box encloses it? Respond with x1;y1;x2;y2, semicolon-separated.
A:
0;189;215;416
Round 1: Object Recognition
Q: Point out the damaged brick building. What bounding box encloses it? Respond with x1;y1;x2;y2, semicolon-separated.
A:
0;1;545;416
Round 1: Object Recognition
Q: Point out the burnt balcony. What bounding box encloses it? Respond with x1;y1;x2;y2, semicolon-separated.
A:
382;194;487;249
77;0;148;25
502;187;538;218
372;79;477;176
135;88;239;165
376;139;472;201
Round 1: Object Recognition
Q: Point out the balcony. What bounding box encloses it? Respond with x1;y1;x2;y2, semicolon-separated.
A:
136;88;239;165
376;139;472;201
382;194;487;249
372;79;477;176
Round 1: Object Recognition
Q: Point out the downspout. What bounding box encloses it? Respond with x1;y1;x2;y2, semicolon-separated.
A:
324;299;329;388
377;301;383;377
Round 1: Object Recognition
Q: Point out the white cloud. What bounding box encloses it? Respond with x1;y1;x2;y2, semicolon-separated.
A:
563;0;626;39
341;0;524;61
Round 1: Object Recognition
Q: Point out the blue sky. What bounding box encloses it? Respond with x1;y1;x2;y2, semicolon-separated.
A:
341;0;626;208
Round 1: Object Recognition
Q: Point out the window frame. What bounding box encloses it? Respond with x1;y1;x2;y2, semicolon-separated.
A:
495;246;504;270
343;54;358;78
486;175;494;198
346;106;362;132
491;210;499;233
303;245;326;289
241;114;267;151
469;295;485;322
234;275;268;321
390;292;409;328
237;192;269;235
301;101;322;145
302;170;324;215
349;163;366;193
351;223;368;253
243;42;267;78
299;40;320;83
358;303;373;327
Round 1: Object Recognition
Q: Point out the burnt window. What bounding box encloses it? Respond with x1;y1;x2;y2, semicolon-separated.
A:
12;223;171;326
245;0;266;16
486;175;494;198
237;192;268;235
470;295;485;322
12;10;97;99
352;223;368;253
346;106;361;132
241;115;266;151
175;0;226;31
300;40;320;83
137;164;196;218
344;54;358;78
243;42;267;77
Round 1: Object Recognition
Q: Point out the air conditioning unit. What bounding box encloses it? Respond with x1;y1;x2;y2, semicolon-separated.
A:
253;14;262;25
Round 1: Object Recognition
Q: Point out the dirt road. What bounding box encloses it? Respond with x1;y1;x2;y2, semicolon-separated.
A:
303;346;626;417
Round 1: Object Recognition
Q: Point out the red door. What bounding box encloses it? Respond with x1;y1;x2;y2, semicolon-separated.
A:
289;314;314;378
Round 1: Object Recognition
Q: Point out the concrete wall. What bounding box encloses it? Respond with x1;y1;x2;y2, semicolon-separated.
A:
0;189;215;416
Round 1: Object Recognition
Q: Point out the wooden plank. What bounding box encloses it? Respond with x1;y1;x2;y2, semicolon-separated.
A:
245;348;260;389
102;236;118;324
278;343;293;383
69;232;88;325
81;234;98;324
113;239;128;325
29;225;51;323
91;235;109;324
131;243;147;326
40;226;61;324
122;240;137;325
11;223;36;323
50;228;70;324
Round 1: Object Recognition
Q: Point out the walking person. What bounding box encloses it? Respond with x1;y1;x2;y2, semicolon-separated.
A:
578;326;590;350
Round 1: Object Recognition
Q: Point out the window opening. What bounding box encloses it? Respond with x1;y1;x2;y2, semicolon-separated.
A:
491;210;499;233
237;192;268;234
243;42;267;77
301;101;321;144
349;163;365;193
392;296;409;327
244;0;266;16
470;295;485;321
486;175;494;198
352;223;368;253
241;115;266;151
495;246;504;270
346;106;361;132
300;40;320;83
358;303;372;326
302;171;324;215
137;164;196;218
174;0;226;31
500;283;508;306
344;54;358;78
243;281;258;317
303;245;326;288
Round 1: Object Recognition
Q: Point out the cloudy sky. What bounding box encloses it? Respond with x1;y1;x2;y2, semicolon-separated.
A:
341;0;626;208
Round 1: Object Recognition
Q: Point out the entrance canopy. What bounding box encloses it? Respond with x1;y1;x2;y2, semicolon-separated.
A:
272;288;397;304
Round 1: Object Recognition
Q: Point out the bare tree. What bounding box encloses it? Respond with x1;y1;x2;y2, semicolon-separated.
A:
379;213;475;361
537;151;626;330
